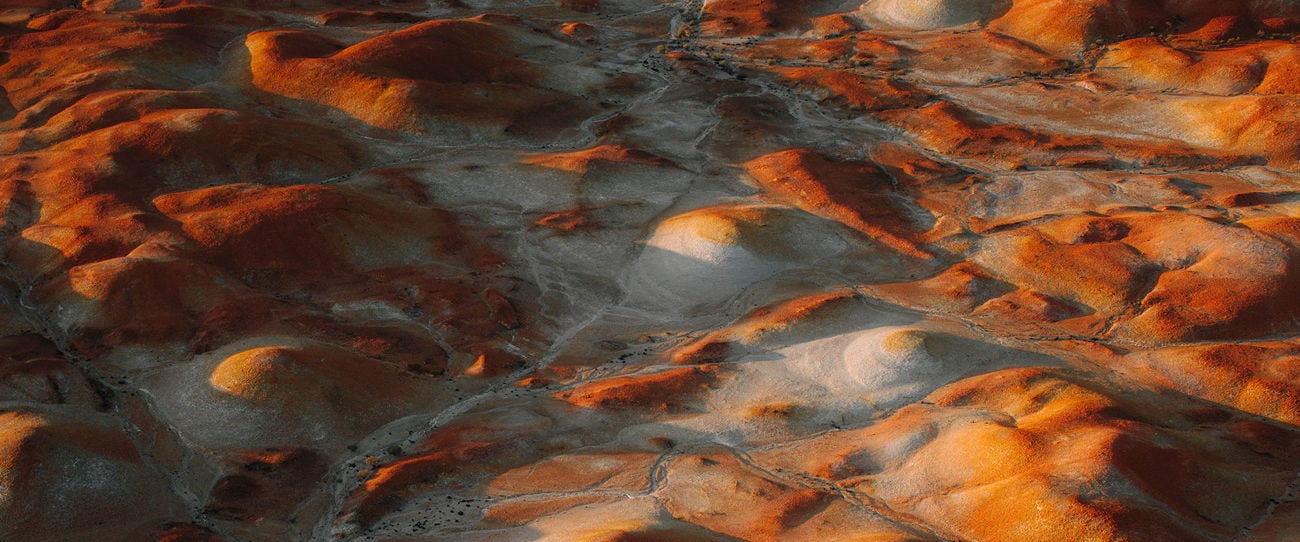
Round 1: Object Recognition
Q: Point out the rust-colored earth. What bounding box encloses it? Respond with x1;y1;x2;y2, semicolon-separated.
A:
1;1;1298;541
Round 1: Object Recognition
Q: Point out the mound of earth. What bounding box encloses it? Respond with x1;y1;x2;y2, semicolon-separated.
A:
0;1;1297;541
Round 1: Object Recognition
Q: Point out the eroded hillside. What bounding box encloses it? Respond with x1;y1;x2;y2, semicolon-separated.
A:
1;1;1298;540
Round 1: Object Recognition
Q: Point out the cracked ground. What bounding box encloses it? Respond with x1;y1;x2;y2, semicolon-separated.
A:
1;0;1299;541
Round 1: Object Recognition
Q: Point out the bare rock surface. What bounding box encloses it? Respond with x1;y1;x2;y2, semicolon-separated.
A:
0;1;1298;541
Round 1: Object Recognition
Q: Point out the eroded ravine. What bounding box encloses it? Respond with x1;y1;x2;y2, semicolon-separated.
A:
1;1;1299;541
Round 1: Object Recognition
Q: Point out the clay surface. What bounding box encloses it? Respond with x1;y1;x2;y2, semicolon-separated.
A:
1;1;1298;540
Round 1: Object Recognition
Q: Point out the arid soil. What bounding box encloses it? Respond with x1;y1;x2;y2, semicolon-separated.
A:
1;1;1299;541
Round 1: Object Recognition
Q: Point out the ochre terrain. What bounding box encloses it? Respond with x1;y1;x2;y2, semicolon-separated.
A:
0;1;1298;541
